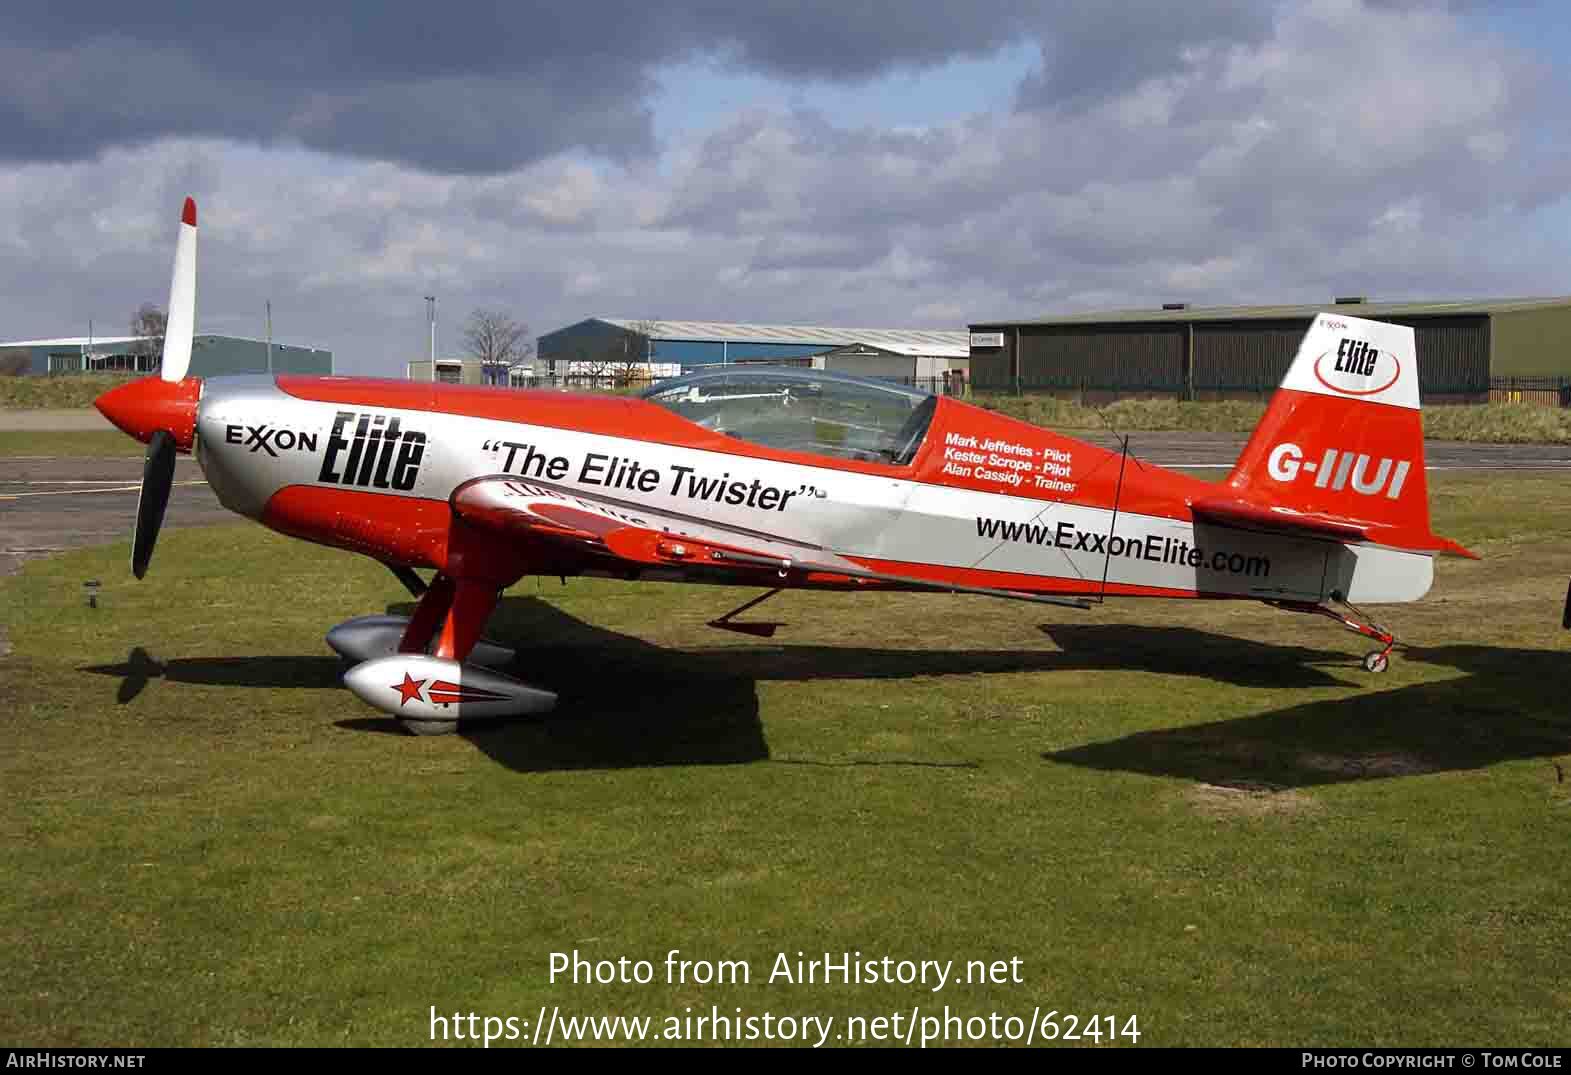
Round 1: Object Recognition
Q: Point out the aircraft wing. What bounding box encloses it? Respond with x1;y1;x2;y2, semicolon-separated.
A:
451;476;1091;608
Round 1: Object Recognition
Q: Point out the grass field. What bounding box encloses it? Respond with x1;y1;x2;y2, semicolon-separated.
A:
0;430;143;457
0;373;133;410
3;472;1570;1046
973;396;1571;444
6;372;1571;446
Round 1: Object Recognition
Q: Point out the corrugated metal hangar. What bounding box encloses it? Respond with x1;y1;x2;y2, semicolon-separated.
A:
968;297;1571;402
813;338;970;383
538;318;969;379
1;334;332;377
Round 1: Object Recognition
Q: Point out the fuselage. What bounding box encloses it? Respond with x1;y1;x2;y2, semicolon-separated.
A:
191;374;1433;605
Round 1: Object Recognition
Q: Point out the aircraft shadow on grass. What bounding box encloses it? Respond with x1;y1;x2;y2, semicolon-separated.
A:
80;596;1569;781
81;596;1353;773
1045;639;1571;789
82;647;342;704
410;599;1363;773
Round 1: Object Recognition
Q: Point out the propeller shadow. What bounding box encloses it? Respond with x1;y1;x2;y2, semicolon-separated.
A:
1046;643;1571;788
81;647;343;702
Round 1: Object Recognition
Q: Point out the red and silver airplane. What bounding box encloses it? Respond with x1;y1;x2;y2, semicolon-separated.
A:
95;200;1474;733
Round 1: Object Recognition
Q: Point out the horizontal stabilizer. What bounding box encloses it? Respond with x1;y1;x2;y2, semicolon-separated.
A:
1190;496;1369;542
1190;495;1476;558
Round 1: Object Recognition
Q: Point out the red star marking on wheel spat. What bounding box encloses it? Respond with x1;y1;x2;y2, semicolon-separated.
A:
392;672;426;707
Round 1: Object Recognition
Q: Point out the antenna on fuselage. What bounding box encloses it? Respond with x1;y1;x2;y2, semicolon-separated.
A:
1095;434;1131;605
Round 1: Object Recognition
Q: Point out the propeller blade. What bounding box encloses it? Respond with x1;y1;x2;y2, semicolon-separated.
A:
132;430;176;579
160;198;197;383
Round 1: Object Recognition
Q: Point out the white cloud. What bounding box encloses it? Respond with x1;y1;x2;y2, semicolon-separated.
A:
0;2;1565;371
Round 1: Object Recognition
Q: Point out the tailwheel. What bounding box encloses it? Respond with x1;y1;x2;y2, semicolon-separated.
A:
1268;597;1398;674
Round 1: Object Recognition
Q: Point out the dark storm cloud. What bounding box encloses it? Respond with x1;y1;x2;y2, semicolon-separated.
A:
1015;0;1276;109
1362;0;1491;10
3;1;1567;375
684;1;1038;78
0;2;1288;174
648;0;1561;318
0;7;664;172
0;1;1040;173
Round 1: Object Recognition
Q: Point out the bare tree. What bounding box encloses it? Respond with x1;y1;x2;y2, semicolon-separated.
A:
0;348;30;376
462;309;531;386
582;320;658;388
130;303;167;373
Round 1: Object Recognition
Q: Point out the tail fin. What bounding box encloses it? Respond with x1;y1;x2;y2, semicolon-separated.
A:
1205;312;1473;557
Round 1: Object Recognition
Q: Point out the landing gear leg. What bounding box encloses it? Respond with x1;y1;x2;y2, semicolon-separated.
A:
433;578;500;662
399;574;456;653
398;578;502;736
1269;598;1396;674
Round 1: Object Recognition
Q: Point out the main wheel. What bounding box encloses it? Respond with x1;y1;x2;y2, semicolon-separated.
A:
1363;650;1390;674
399;718;460;736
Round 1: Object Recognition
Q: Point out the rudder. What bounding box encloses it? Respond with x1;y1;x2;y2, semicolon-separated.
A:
1222;312;1471;557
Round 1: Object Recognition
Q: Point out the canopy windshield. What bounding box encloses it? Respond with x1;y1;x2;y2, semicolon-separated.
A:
641;368;937;465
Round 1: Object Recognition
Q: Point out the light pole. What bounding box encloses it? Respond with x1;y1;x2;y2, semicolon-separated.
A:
425;295;437;381
424;296;436;382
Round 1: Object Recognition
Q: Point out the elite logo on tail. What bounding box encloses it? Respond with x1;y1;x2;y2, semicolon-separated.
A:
1314;338;1402;396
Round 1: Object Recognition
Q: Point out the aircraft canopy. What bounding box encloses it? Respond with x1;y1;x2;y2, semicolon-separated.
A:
641;367;936;465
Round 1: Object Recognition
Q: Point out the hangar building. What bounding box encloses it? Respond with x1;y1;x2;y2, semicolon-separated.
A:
968;297;1571;403
1;334;332;377
812;337;970;383
537;318;969;382
406;357;487;384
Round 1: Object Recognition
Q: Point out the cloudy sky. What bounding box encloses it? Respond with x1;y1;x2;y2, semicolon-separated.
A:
2;0;1568;374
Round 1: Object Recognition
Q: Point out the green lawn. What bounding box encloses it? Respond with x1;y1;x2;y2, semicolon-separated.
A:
0;374;134;409
972;395;1571;443
0;430;144;457
7;395;1571;456
2;473;1569;1046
